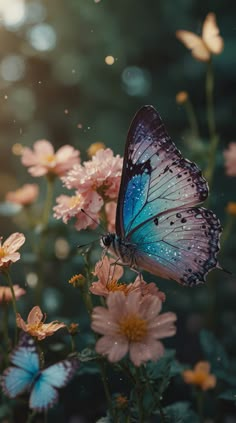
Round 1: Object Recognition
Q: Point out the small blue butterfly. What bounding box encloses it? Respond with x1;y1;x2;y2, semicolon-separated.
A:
1;333;79;411
101;106;222;286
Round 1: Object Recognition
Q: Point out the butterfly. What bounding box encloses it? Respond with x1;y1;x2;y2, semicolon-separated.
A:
176;13;224;62
101;105;222;286
1;333;79;411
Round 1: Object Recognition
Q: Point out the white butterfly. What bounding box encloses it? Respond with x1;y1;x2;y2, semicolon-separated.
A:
176;13;224;62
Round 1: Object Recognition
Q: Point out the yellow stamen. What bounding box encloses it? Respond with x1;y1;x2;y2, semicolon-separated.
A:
107;279;130;294
118;314;147;342
0;247;6;258
69;274;85;288
69;195;82;208
44;154;56;164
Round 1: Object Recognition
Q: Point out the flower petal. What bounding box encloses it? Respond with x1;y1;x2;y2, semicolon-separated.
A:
95;335;128;362
27;306;43;325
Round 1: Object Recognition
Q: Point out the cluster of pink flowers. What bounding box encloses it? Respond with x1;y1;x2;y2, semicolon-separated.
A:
54;148;123;231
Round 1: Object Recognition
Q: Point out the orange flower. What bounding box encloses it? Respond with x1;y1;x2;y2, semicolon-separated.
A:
176;91;188;105
16;306;66;340
182;361;216;390
176;13;223;62
87;142;105;157
226;202;236;216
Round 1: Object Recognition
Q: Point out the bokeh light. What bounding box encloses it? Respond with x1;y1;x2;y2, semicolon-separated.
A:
121;66;151;96
27;23;57;51
0;55;25;82
105;55;115;65
0;0;26;29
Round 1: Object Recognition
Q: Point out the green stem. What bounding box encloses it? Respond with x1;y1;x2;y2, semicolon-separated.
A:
3;269;18;345
134;367;145;423
2;303;10;365
184;98;200;139
35;176;55;304
196;389;204;423
26;410;37;423
204;58;219;192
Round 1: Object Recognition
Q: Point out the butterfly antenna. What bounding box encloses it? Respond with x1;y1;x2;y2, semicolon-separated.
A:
80;208;106;235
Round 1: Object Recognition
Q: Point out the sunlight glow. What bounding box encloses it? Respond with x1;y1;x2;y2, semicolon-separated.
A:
0;0;26;28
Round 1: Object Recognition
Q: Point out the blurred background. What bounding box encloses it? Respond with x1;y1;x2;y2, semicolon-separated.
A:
0;0;235;421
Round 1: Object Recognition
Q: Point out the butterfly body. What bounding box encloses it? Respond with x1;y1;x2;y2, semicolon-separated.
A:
1;334;79;411
102;106;222;286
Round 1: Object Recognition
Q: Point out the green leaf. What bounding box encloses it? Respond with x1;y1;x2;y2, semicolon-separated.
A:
162;401;198;423
219;390;236;403
146;350;176;396
200;329;229;371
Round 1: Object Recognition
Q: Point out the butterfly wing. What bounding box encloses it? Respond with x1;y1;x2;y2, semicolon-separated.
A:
130;207;221;286
202;13;224;55
176;30;210;61
116;106;208;238
1;334;39;398
116;106;221;285
29;358;79;411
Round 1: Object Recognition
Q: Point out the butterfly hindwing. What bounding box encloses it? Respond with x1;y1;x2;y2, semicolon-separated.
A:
116;106;208;238
1;367;34;398
130;207;221;286
29;359;79;411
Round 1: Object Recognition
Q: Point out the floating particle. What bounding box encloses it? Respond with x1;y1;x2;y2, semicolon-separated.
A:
105;55;115;65
12;143;23;155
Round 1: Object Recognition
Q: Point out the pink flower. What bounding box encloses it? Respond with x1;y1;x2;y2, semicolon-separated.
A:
91;291;177;366
105;201;117;232
5;184;39;206
21;140;80;177
224;143;236;176
16;306;66;340
62;148;123;200
0;233;25;269
53;191;103;231
0;285;26;303
90;257;165;302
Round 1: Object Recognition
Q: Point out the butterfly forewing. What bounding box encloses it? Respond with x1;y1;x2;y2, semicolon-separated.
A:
116;106;208;238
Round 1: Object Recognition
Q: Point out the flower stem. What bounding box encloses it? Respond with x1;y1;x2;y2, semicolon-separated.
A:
3;269;18;345
204;58;219;192
196;389;204;423
26;410;37;423
42;176;55;227
2;303;10;365
184;98;200;139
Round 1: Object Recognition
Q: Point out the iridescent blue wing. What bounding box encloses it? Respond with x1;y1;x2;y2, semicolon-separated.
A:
131;207;221;286
29;358;79;411
116;106;208;237
1;334;39;398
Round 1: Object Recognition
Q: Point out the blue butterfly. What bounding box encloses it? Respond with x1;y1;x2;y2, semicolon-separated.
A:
1;333;79;411
101;105;222;286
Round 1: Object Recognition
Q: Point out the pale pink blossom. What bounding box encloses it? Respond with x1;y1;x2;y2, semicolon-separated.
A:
90;257;165;302
224;142;236;176
16;306;66;340
0;233;25;269
0;285;26;303
62;148;123;200
53;191;103;231
105;201;117;232
6;184;39;206
21;140;80;177
91;291;177;366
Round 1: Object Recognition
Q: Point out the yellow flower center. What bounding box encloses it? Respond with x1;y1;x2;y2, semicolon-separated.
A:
0;247;6;258
69;195;82;208
27;322;43;333
118;314;147;342
44;154;56;165
192;371;209;386
107;279;130;294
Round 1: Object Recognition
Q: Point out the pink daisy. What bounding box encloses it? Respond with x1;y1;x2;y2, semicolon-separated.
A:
16;306;66;341
0;233;25;269
6;184;39;206
0;285;26;303
53;191;103;231
91;291;177;366
62;148;123;200
21;140;80;177
224;142;236;176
